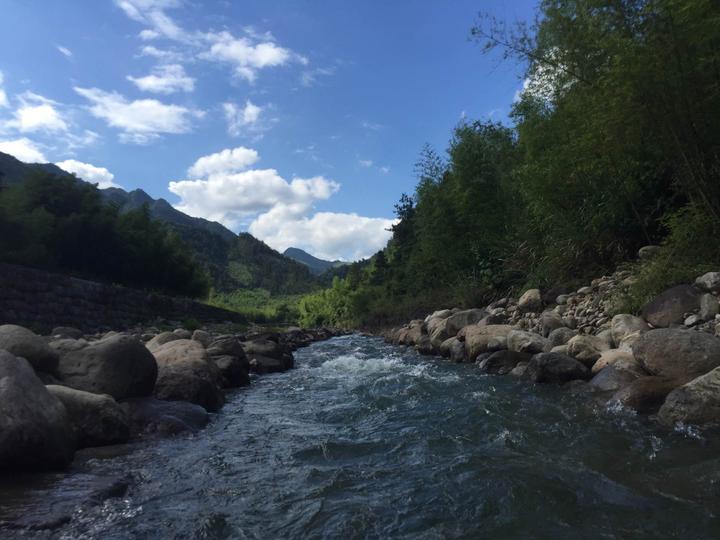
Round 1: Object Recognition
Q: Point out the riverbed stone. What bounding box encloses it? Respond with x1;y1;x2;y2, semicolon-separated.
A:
609;376;679;414
658;367;720;427
478;350;531;375
540;311;565;337
51;326;84;340
146;331;182;353
700;294;719;321
464;325;513;362
430;319;450;348
0;351;74;471
510;361;530;377
445;309;486;337
526;352;591;384
191;329;212;348
548;327;576;348
632;328;720;382
46;385;129;448
566;335;609;367
588;364;643;393
611;315;649;346
153;339;224;412
52;334;158;400
518;289;542;313
0;324;59;373
591;349;636;375
507;330;550;354
641;284;700;328
695;272;720;293
122;397;209;437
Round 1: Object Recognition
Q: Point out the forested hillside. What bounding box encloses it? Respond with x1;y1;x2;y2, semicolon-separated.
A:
299;0;720;328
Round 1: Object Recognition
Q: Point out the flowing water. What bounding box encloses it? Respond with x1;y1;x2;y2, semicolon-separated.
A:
3;334;720;539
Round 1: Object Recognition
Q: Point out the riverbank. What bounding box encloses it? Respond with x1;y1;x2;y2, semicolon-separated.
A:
0;321;345;477
383;249;720;432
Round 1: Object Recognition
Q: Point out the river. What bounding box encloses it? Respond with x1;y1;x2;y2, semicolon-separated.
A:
2;334;720;539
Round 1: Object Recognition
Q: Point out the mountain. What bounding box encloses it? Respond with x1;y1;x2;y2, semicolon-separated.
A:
283;247;347;275
0;152;319;295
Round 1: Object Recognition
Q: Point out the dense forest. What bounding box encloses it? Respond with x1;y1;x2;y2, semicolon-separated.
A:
0;172;210;298
299;0;720;328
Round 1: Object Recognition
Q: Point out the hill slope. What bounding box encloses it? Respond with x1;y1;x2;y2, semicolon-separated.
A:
0;152;319;295
283;247;346;275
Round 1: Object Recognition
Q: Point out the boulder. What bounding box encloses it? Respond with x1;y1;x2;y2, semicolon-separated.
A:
641;284;700;328
632;329;720;382
445;309;486;337
429;319;450;349
609;376;679;414
438;336;458;357
244;339;294;372
518;289;542;313
0;324;59;373
426;312;452;337
449;339;466;363
146;331;182;352
478;350;531;375
596;329;616;350
191;329;212;348
464;325;513;362
122;397;209;438
551;345;569;354
415;335;435;355
510;362;529;377
566;335;609;367
592;349;636;375
404;320;425;346
210;355;249;388
548;327;576;348
540;311;565;337
700;294;719;321
695;272;720;293
53;334;157;400
51;326;83;340
658;367;720;427
0;351;74;471
577;286;593;295
46;385;129;448
250;355;290;374
588;365;643;393
526;352;591;384
507;330;550;354
425;309;453;323
542;286;573;306
173;328;192;339
611;315;649;346
617;331;643;353
153;339;224;412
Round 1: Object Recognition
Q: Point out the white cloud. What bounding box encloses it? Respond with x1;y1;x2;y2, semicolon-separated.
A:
140;45;182;62
127;64;195;94
0;71;8;108
380;166;390;174
359;159;373;168
187;146;259;177
7;93;68;133
56;45;73;57
56;159;121;189
223;100;265;136
300;66;334;87
115;0;185;42
0;138;47;163
140;29;161;40
249;208;394;261
74;86;201;144
201;31;300;82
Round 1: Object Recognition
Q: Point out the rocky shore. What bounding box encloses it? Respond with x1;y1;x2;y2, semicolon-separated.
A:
384;250;720;431
0;322;344;473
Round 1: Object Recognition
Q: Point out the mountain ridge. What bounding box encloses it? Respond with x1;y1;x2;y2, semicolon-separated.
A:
283;247;347;275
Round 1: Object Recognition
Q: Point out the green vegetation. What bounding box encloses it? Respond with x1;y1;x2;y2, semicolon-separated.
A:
208;288;303;324
0;171;210;298
300;0;720;329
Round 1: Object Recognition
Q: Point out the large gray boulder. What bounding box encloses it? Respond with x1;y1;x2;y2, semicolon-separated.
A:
464;325;513;362
53;334;157;400
507;330;550;354
526;352;591;384
206;335;250;387
695;272;720;293
518;289;542;313
540;311;565;337
0;351;74;471
145;331;182;353
611;315;649;345
46;385;129;448
445;309;486;337
641;284;700;328
0;324;59;373
658;367;720;427
609;376;679;414
429;319;450;349
566;335;609;367
632;329;720;382
122;397;209;437
588;364;643;393
244;339;294;373
548;327;576;348
700;294;719;321
153;339;224;412
478;350;531;375
591;349;636;375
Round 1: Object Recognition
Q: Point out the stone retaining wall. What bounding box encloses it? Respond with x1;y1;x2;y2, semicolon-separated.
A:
0;262;245;332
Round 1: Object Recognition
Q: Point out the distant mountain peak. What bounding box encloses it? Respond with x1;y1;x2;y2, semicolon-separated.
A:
283;247;346;275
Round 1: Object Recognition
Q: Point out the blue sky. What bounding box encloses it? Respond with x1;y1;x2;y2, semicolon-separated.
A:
0;0;536;260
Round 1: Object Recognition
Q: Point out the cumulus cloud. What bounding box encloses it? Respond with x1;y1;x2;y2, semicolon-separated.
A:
187;146;259;177
201;31;304;82
7;93;68;133
74;86;201;144
0;71;8;108
139;45;183;62
56;45;73;58
223;100;266;137
0;138;47;163
115;0;185;42
56;159;121;189
127;64;195;94
249;208;394;261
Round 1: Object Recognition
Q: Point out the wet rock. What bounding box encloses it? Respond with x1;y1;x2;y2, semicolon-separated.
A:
641;284;700;328
0;351;74;471
429;319;450;349
695;272;720;293
53;334;157;400
415;335;435;355
463;325;513;361
510;361;529;377
191;329;212;348
0;324;59;373
611;315;649;346
445;309;486;337
632;328;720;382
548;327;576;348
250;355;290;374
122;397;209;437
507;330;550;354
449;339;465;363
518;289;542;313
153;339;224;412
526;352;591;384
700;294;719;321
609;376;679;414
46;385;129;448
566;335;609;367
589;365;643;393
592;349;636;375
658;367;720;427
244;339;294;372
146;331;182;353
50;326;83;340
540;311;565;337
478;350;531;375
